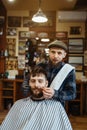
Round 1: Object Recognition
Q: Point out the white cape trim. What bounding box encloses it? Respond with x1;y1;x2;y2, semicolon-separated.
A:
50;64;75;90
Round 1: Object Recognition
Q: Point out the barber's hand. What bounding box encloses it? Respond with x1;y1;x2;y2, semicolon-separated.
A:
42;87;55;99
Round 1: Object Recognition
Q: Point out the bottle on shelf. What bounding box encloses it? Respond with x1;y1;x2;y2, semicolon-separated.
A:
4;49;8;57
0;49;4;57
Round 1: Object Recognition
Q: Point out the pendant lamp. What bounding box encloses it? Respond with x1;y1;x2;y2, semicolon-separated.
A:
8;0;15;2
32;0;48;23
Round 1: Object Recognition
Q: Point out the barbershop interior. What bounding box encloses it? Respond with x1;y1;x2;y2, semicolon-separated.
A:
0;0;87;129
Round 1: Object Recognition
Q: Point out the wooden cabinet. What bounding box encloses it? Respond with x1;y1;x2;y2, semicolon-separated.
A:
0;79;86;115
66;80;86;115
0;79;23;111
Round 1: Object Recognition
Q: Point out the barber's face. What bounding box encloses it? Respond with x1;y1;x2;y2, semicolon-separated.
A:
49;47;66;65
29;74;48;96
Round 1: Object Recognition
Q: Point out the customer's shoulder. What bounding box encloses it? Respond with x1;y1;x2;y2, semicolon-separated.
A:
14;97;31;104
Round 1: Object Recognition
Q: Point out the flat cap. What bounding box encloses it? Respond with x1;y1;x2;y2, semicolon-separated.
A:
48;40;67;51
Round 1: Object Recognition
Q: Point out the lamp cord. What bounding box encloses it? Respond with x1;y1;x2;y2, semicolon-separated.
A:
39;0;41;8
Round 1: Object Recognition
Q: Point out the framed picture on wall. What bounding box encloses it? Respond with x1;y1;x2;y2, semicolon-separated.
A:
84;50;87;66
55;31;68;45
55;31;68;39
70;26;82;35
7;28;17;36
69;56;83;64
68;38;84;54
18;55;25;69
7;38;16;56
19;31;30;39
8;16;21;27
19;31;37;39
18;41;25;55
6;57;18;70
23;17;32;27
68;56;83;71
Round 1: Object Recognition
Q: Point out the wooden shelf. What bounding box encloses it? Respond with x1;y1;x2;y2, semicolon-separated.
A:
66;80;86;115
71;99;80;102
3;88;13;90
2;96;13;99
0;79;23;111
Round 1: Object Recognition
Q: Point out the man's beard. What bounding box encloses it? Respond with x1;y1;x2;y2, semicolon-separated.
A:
31;88;43;98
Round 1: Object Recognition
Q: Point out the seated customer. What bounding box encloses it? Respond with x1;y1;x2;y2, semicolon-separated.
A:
0;66;72;130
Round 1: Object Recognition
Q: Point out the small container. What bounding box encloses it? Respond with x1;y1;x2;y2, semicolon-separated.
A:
4;49;8;57
0;49;4;56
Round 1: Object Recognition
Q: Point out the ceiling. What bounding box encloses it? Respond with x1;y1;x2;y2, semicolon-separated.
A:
75;0;87;10
2;0;84;12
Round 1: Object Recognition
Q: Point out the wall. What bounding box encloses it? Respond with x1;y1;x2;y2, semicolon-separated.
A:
7;10;30;56
6;10;86;72
6;10;56;57
56;11;85;38
7;10;86;37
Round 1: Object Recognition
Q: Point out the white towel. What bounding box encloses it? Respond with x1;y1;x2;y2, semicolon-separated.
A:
50;64;75;90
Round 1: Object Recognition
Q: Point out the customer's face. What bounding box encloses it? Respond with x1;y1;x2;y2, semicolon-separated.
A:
49;47;66;65
29;73;48;96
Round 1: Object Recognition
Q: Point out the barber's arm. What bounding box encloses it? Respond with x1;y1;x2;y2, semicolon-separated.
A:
42;70;76;107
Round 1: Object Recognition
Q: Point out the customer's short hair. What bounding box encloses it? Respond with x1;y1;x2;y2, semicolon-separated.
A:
30;66;47;79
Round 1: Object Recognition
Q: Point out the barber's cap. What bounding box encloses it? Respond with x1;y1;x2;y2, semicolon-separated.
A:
48;40;67;51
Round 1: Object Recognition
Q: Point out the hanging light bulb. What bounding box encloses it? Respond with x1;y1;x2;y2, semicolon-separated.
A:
32;0;48;23
8;0;15;2
32;8;48;23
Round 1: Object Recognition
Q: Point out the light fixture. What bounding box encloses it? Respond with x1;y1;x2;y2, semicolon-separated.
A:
41;38;50;42
32;0;48;23
8;0;15;2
